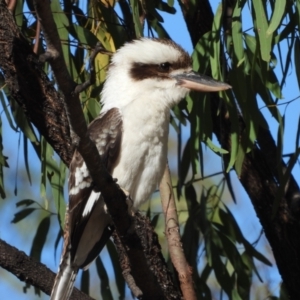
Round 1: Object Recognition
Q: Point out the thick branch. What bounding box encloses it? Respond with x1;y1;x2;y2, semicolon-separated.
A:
0;239;92;300
112;212;182;300
0;0;73;165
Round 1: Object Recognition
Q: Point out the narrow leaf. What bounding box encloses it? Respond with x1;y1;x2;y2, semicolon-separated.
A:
70;24;99;47
80;270;90;296
130;0;143;38
106;240;125;298
0;92;18;132
253;0;272;61
23;133;32;184
96;256;113;300
267;0;286;35
11;208;36;223
30;216;51;261
294;38;300;91
16;199;35;207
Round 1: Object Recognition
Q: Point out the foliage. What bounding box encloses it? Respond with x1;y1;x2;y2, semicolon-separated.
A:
0;0;300;299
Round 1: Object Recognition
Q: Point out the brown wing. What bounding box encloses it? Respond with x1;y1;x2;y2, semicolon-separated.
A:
67;108;123;267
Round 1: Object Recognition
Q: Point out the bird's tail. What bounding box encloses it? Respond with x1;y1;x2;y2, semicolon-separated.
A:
50;251;78;300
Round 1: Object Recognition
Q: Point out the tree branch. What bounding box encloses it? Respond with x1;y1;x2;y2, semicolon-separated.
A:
0;0;73;165
0;239;93;300
159;163;196;300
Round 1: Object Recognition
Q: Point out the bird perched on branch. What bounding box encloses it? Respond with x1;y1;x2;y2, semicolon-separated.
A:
50;38;231;300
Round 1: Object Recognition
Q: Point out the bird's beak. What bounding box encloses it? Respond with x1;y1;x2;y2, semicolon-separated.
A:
172;71;231;92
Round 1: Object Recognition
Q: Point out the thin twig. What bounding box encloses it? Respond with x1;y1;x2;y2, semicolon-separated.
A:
33;20;40;54
74;43;112;94
159;163;196;300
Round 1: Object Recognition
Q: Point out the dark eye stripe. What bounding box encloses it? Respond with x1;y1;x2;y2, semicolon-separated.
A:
130;57;191;81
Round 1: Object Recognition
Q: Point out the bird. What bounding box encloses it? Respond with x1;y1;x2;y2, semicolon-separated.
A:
50;38;231;300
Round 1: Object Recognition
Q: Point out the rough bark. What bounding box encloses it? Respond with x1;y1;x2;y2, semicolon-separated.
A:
0;1;73;165
0;239;93;300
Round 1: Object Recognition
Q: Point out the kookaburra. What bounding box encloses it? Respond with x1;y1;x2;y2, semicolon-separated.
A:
50;38;230;300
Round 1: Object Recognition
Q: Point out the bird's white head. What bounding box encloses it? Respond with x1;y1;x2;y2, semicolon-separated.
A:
101;38;230;112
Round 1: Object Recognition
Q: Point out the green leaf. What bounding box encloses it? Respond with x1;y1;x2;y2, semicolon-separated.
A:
241;251;264;283
267;0;286;35
210;3;222;79
11;208;36;223
86;98;101;120
224;172;237;203
296;0;300;33
54;228;62;263
0;92;18;132
253;0;272;62
96;256;113;300
13;104;39;144
51;0;69;27
150;213;160;228
295;38;300;91
206;137;228;154
80;270;90;296
167;0;174;7
232;1;244;63
14;0;24;28
70;24;99;47
106;240;125;298
16;199;35;207
26;215;50;295
216;230;243;271
23;134;32;184
30;216;51;261
51;0;70;71
179;138;191;187
243;238;272;266
130;0;143;38
183;185;200;264
41;138;66;228
265;68;283;99
218;206;243;244
209;234;233;296
217;231;252;299
157;1;176;14
97;2;126;50
186;94;200;176
222;92;240;173
192;31;212;73
149;19;171;39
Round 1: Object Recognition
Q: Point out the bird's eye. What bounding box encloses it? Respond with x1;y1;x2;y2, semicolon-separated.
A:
159;62;171;71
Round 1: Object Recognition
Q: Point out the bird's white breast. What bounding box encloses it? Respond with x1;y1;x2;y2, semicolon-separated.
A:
112;101;170;208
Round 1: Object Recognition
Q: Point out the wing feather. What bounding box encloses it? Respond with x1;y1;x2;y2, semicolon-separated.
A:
67;107;123;268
